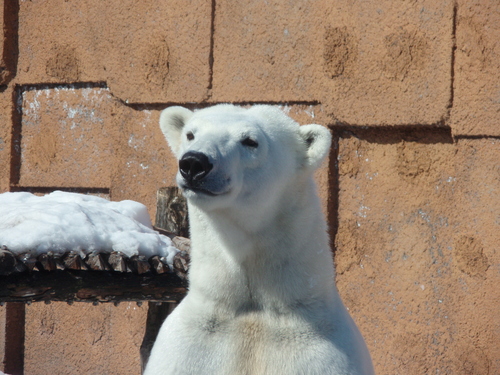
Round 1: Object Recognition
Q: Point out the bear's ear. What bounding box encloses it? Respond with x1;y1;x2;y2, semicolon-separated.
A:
159;106;193;155
299;125;332;170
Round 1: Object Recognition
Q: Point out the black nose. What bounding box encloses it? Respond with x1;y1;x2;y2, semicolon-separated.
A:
179;151;213;182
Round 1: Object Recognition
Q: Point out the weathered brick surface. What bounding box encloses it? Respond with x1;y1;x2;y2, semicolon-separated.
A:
213;0;453;125
451;0;500;136
335;133;500;374
111;107;179;214
17;0;212;103
19;86;118;188
24;302;147;375
0;1;498;373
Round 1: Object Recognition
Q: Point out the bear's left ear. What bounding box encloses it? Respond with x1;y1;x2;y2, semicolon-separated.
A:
159;106;193;155
299;125;332;170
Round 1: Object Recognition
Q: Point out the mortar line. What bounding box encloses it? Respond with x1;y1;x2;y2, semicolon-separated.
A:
125;100;321;111
9;85;23;190
453;134;500;140
19;81;107;92
327;131;340;257
446;1;458;122
2;0;19;86
207;0;216;97
16;187;111;195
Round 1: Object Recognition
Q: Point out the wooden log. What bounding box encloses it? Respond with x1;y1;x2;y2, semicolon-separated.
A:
173;251;190;281
130;255;151;275
149;255;170;274
37;251;57;272
155;187;189;237
62;251;85;270
172;236;191;253
85;252;111;271
108;251;130;273
0;247;17;275
18;253;38;272
54;253;66;271
13;258;28;273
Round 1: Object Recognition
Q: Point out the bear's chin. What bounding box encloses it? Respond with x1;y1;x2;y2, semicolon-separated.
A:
180;185;234;208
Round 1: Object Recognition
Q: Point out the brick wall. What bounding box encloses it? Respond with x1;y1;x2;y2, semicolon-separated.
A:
0;0;499;374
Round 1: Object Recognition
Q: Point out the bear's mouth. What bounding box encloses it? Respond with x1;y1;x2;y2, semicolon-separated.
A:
180;184;225;197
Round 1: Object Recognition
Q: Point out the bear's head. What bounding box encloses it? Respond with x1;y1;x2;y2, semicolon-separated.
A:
159;104;331;213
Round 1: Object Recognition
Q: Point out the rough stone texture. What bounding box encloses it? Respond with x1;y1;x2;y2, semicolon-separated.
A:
111;107;179;212
19;86;118;188
212;0;453;125
451;0;500;136
17;0;212;103
24;302;147;375
335;131;500;374
0;0;499;373
14;85;178;213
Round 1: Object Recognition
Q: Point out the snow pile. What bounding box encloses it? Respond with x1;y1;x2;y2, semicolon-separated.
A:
0;191;178;265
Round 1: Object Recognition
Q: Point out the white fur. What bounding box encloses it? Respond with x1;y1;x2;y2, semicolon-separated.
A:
145;104;374;375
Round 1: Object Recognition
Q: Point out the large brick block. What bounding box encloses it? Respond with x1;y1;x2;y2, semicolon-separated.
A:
212;0;453;125
24;302;147;375
110;107;179;216
335;132;500;374
451;0;500;136
18;85;118;188
18;0;211;103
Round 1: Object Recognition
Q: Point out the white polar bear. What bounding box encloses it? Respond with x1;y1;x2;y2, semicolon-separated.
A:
145;104;374;375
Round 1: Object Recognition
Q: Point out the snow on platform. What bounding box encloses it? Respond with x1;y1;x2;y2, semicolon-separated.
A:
0;191;178;265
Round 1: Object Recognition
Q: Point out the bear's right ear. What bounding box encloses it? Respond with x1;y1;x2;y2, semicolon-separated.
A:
159;106;193;155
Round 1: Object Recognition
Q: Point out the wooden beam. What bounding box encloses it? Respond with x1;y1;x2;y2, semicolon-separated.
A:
0;270;187;304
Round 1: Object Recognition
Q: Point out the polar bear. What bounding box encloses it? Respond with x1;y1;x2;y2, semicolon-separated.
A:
145;104;374;375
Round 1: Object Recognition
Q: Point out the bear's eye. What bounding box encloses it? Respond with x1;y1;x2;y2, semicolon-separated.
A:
186;132;194;141
241;137;258;148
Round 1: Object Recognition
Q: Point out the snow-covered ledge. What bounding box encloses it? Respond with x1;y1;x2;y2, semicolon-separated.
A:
0;188;190;304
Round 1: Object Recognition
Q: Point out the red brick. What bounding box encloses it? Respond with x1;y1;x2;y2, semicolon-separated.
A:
335;132;500;374
451;0;500;136
18;0;212;103
212;0;453;125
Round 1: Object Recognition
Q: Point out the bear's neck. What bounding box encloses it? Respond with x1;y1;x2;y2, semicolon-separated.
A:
185;177;340;314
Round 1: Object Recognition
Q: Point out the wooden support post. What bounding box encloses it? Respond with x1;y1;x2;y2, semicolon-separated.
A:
3;303;25;375
155;187;189;238
141;187;189;373
140;302;177;373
